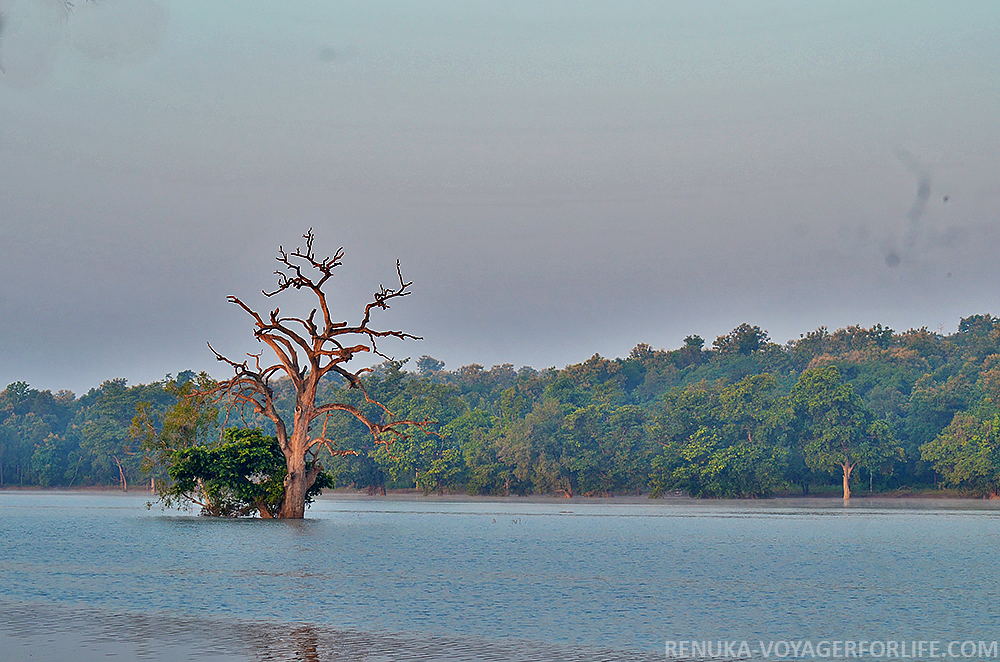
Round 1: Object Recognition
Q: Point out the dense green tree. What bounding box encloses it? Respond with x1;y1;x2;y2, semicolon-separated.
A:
560;354;627;405
1;411;53;485
622;343;681;404
602;405;655;494
560;405;609;496
29;433;72;487
954;314;1000;360
677;335;707;368
906;371;974;455
713;324;771;355
687;326;793;386
130;372;220;497
79;379;173;490
921;413;1000;496
791;366;902;499
497;398;570;496
373;380;467;494
416;355;446;375
449;409;505;495
1;382;79;486
659;426;787;498
8;311;1000;500
650;375;788;498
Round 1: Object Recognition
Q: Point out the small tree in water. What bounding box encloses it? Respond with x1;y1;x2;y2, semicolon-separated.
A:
201;230;433;518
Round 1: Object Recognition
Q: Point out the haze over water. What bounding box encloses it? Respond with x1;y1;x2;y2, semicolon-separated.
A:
2;492;999;661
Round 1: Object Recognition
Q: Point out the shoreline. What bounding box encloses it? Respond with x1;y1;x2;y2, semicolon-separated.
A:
0;482;985;500
4;486;1000;512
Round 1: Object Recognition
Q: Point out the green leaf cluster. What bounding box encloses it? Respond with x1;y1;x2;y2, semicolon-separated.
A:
166;428;333;517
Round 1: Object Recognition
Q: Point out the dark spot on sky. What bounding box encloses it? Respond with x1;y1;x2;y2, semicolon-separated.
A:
885;252;901;268
943;195;949;203
908;174;931;222
896;150;932;225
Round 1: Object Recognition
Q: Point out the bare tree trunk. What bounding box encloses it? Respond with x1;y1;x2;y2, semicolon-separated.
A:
114;456;128;492
280;454;309;519
67;459;80;488
278;415;318;519
279;420;325;518
842;462;854;500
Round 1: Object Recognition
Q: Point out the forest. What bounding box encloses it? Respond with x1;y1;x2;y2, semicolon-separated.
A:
2;314;999;500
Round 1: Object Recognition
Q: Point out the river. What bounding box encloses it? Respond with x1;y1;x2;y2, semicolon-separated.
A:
2;492;999;661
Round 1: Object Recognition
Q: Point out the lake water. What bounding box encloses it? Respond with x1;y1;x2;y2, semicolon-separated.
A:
2;492;1000;661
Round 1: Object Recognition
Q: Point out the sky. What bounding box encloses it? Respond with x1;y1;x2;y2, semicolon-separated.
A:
1;0;999;395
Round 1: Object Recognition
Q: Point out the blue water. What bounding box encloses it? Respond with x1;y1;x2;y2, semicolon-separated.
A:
2;492;1000;658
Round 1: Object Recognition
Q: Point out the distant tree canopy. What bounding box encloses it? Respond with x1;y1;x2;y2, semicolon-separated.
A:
713;323;771;355
1;375;183;490
5;314;1000;503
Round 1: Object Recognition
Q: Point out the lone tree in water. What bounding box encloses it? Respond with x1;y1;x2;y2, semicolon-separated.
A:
204;230;433;518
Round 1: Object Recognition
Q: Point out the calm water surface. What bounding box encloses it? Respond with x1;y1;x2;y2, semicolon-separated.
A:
2;492;999;660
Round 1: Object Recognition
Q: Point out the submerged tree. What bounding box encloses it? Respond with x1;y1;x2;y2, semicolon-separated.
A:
203;230;434;518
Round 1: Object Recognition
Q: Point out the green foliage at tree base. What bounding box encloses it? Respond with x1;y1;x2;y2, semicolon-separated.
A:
164;428;333;517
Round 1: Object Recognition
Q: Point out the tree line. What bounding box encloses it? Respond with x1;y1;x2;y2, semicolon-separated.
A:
3;314;1000;500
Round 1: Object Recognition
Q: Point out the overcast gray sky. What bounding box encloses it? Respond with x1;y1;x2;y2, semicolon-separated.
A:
1;0;998;394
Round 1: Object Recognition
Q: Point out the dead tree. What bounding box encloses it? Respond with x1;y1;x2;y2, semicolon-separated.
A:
204;230;432;518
